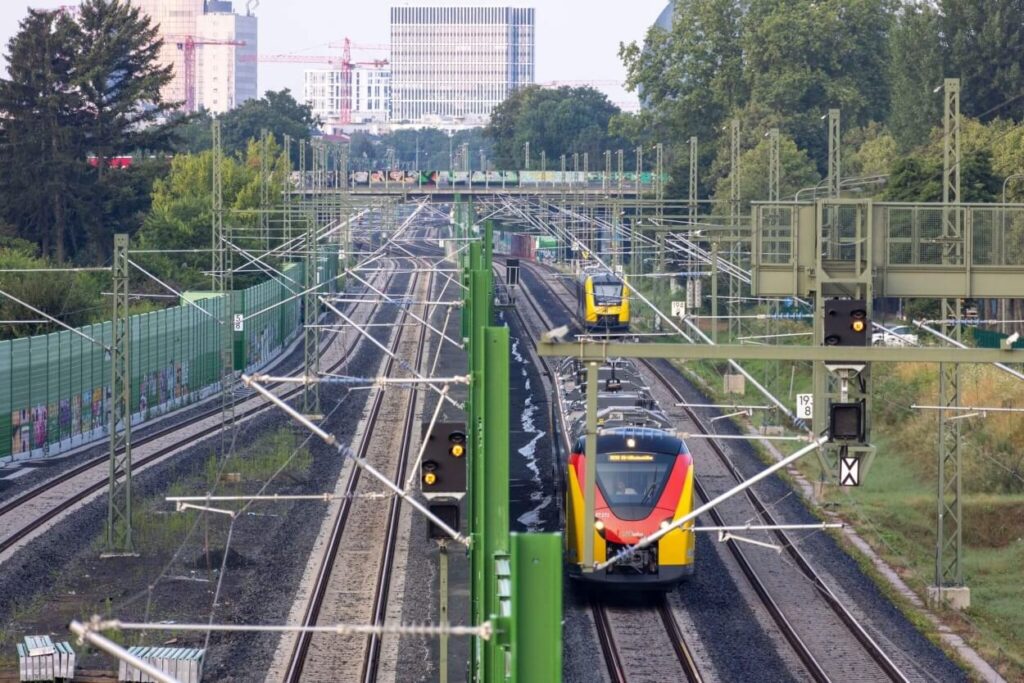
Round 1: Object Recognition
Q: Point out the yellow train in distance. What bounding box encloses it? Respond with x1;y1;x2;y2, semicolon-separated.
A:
577;271;630;332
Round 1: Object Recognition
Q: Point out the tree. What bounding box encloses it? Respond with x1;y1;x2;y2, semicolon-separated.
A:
883;149;1000;202
135;141;289;290
887;3;944;151
220;90;319;155
0;242;103;340
741;0;893;167
711;132;821;208
75;0;175;170
0;9;87;262
619;0;745;150
941;0;1024;122
485;86;625;168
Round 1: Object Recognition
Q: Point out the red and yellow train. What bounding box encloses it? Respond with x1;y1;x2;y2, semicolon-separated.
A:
555;359;696;589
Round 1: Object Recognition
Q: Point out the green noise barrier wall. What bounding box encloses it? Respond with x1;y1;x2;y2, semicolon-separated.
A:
0;261;311;460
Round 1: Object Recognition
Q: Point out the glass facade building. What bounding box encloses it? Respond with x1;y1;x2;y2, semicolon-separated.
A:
129;0;257;112
390;6;535;123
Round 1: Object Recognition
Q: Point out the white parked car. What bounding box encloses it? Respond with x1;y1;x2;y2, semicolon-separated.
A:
872;325;919;347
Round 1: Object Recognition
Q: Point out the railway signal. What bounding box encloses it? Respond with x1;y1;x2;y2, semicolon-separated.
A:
420;423;467;540
823;298;869;347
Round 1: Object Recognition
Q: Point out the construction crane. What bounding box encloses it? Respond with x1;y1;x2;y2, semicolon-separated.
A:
241;39;388;125
168;35;247;113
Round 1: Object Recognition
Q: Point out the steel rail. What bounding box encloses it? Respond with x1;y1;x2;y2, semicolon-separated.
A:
647;359;908;683
514;258;832;682
656;598;704;683
0;266;399;556
590;600;628;683
285;258;427;682
362;261;436;682
505;256;706;683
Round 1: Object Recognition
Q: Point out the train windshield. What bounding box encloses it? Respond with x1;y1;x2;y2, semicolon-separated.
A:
596;452;676;520
593;281;624;305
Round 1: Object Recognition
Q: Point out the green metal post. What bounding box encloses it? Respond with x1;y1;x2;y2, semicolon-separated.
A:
688;137;698;220
511;533;562;682
105;233;135;555
468;255;489;680
729;118;741;342
439;541;449;683
283;134;293;252
483;326;511;682
211;119;234;444
260;128;270;251
711;242;719;343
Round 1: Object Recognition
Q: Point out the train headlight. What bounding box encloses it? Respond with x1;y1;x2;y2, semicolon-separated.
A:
660;518;673;531
626;438;636;449
594;519;605;532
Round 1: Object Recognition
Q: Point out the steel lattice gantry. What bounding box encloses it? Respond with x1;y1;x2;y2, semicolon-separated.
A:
105;233;135;556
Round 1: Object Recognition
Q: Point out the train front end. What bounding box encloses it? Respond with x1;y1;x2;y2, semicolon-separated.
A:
565;429;695;589
581;274;630;332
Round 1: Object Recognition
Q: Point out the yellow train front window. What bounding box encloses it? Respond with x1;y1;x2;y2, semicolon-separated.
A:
593;282;623;305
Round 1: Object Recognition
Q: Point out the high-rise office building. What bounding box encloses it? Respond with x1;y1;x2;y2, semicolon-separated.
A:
129;0;257;112
390;6;535;123
130;0;204;105
196;5;258;114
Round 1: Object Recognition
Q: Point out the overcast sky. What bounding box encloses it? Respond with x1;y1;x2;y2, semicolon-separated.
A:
1;1;668;109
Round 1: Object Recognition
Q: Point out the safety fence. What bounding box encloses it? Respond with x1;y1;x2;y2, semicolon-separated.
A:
0;259;327;461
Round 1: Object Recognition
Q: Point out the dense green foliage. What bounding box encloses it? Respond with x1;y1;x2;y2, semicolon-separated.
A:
0;1;174;262
173;90;319;158
484;86;627;168
618;0;1024;202
135;137;290;291
0;241;105;340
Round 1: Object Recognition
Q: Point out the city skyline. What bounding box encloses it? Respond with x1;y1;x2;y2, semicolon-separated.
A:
1;0;667;112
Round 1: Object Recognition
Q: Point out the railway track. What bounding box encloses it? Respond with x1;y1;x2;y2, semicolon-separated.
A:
512;257;907;683
498;257;706;683
591;597;703;683
0;264;399;559
361;259;443;682
284;256;441;682
643;358;907;683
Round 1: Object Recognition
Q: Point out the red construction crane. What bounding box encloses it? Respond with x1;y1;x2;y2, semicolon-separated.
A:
168;35;247;113
241;39;389;125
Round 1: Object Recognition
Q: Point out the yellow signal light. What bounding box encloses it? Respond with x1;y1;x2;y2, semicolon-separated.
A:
851;320;865;333
423;472;438;486
450;444;465;457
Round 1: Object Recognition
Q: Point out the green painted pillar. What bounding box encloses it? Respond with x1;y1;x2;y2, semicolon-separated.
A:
469;264;490;680
483;326;511;681
511;533;562;682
